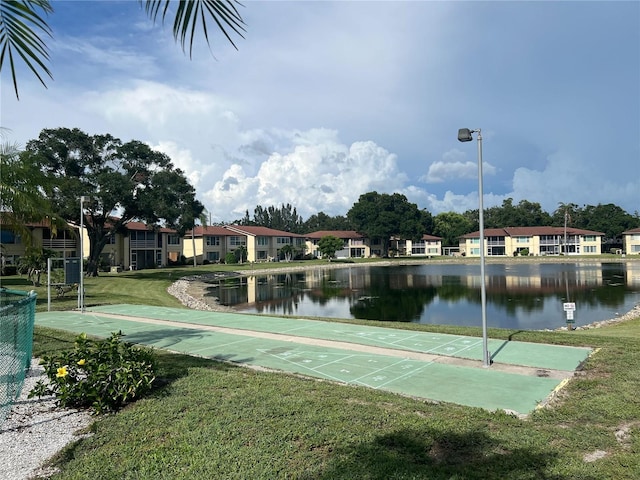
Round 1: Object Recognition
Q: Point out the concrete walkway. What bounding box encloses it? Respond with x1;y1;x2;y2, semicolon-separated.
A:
36;305;593;416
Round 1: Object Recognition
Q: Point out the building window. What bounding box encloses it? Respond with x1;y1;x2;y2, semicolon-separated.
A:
206;251;220;262
470;248;480;255
583;235;596;242
276;237;290;244
412;246;426;254
516;236;530;243
0;230;21;244
257;236;269;246
206;236;220;246
470;238;479;244
230;236;245;246
167;234;180;245
631;245;640;252
584;245;597;253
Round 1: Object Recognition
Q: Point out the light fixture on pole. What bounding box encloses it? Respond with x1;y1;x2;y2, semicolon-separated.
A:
79;195;91;313
458;128;491;367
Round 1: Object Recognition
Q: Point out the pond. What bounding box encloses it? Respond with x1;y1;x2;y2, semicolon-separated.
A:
203;262;640;330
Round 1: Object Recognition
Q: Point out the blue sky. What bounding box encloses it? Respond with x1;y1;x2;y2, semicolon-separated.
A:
2;0;639;223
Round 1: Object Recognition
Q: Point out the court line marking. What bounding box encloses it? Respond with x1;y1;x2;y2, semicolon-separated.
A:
39;310;577;379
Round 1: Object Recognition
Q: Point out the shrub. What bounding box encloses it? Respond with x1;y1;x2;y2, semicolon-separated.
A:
29;332;157;414
225;252;237;264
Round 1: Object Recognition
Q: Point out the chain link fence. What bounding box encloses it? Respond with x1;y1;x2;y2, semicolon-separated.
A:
0;288;37;423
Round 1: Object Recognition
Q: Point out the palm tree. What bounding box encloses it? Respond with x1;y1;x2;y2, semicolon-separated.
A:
0;129;54;241
0;0;245;99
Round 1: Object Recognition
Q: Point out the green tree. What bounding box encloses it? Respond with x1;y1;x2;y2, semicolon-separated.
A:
16;246;55;286
303;211;353;232
483;198;551;228
234;244;247;264
433;212;474;247
317;235;344;259
24;127;204;276
1;0;245;99
0;131;55;241
347;192;424;257
244;204;304;233
578;203;637;242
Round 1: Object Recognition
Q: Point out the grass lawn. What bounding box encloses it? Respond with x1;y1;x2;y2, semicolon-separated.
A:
6;261;640;479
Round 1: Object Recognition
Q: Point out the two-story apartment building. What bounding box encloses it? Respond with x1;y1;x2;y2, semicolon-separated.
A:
0;215;181;271
459;226;605;257
622;227;640;255
305;231;443;259
305;231;370;259
184;225;307;264
390;234;443;257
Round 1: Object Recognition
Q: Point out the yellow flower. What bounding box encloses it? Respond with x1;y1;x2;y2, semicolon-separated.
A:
56;366;68;378
77;359;86;366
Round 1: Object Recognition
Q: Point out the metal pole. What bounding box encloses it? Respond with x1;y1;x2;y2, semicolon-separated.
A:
476;130;490;367
79;196;84;312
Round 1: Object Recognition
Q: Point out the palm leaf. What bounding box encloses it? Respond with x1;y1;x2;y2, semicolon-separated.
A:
0;0;53;99
142;0;245;58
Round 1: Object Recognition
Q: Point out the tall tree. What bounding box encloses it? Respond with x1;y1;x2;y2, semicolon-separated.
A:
433;212;474;247
578;203;637;242
483;198;551;227
1;0;245;99
317;235;344;259
0;130;55;241
24;127;204;276
347;192;424;256
247;204;304;233
303;211;353;232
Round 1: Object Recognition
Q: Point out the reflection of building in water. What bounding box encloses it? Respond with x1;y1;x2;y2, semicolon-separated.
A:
223;262;638;309
625;262;640;287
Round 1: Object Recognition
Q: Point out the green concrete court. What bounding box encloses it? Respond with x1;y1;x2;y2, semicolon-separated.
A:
35;305;593;415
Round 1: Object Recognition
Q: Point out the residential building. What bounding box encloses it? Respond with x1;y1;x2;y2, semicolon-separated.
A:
184;225;307;264
459;226;605;257
0;217;78;268
390;234;442;257
305;231;370;258
622;227;640;255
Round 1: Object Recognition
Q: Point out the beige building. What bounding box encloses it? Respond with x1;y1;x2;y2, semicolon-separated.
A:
305;231;370;258
622;227;640;255
390;234;442;257
459;226;605;257
184;225;307;264
0;216;180;272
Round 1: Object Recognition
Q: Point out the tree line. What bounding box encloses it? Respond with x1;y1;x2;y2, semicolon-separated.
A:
237;197;639;247
2;127;638;279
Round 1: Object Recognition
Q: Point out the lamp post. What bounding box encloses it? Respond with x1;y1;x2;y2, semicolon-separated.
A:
458;128;490;367
79;196;91;313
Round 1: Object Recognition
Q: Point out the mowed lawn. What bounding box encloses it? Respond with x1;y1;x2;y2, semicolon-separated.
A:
7;263;640;479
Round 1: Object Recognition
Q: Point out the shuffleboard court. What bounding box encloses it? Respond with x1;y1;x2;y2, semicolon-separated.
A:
35;306;593;415
84;304;591;372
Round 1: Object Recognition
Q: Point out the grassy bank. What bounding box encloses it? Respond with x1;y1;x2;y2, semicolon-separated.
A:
16;259;637;479
31;318;639;480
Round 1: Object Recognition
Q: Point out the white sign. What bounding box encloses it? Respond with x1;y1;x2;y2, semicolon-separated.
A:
566;310;574;320
563;302;576;311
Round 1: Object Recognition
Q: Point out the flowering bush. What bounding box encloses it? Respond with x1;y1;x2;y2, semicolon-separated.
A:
29;331;157;414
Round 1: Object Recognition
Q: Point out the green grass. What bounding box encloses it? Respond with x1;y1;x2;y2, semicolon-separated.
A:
8;261;640;478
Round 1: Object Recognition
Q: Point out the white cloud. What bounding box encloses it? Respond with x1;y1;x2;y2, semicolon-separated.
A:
423;148;497;183
204;132;408;222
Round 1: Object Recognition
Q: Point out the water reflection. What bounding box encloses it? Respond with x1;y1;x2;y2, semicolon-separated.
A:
204;262;640;330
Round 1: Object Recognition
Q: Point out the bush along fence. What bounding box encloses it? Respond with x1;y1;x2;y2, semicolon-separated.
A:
0;288;37;423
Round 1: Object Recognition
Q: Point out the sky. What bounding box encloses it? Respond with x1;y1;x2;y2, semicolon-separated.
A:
2;0;639;223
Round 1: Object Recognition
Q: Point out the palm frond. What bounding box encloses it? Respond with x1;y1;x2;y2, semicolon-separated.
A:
142;0;245;58
0;0;53;99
